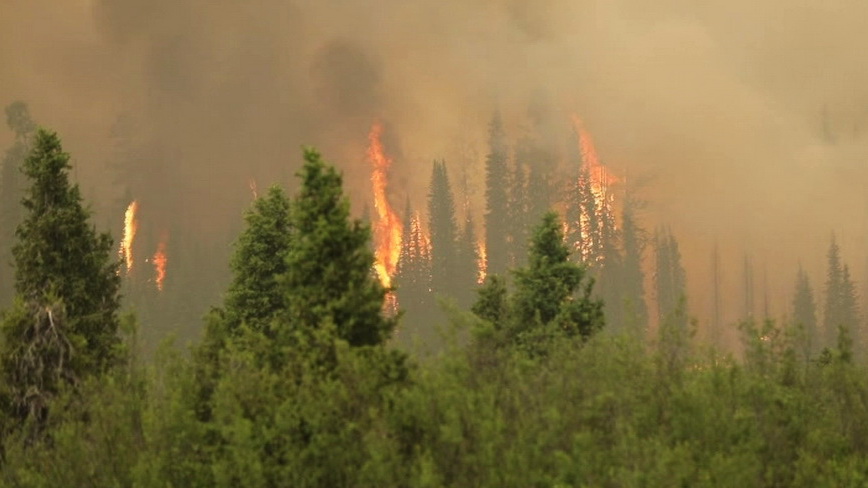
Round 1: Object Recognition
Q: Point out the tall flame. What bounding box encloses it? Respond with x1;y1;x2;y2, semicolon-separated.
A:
367;122;403;288
153;237;167;291
571;115;619;195
119;200;138;272
477;239;487;284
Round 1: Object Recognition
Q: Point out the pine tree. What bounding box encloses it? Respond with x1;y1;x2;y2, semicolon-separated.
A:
484;112;510;276
428;161;458;297
506;160;528;268
394;202;432;333
792;265;818;354
0;102;36;306
455;211;480;307
0;129;121;423
204;185;292;346
618;192;647;334
654;228;687;328
821;236;859;349
283;148;396;347
511;212;604;342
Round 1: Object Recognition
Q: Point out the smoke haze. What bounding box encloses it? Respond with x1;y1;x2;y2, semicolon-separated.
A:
3;0;868;332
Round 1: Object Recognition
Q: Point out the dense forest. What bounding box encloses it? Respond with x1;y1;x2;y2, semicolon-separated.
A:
5;1;868;485
0;99;867;486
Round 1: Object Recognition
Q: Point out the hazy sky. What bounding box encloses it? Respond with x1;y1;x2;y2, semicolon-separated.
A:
2;0;867;328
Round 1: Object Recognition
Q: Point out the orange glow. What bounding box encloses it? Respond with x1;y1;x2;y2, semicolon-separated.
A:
153;237;167;291
119;200;138;273
571;115;620;196
368;122;404;288
477;239;487;284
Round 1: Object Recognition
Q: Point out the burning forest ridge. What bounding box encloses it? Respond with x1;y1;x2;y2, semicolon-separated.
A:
2;0;868;351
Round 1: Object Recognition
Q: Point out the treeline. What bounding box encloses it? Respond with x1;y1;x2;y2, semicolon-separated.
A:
395;112;661;345
2;120;868;487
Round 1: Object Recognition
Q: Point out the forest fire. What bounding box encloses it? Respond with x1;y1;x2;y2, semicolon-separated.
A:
477;239;487;284
367;122;403;288
153;237;167;291
571;115;619;198
119;200;138;273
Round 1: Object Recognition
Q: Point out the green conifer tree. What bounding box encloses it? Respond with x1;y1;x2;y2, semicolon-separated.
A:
428;161;458;297
0;129;121;423
203;185;292;346
654;228;687;329
283;148;396;347
792;265;818;354
484;112;510;276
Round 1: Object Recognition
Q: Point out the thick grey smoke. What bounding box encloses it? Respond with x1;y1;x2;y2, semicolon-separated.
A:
2;0;868;329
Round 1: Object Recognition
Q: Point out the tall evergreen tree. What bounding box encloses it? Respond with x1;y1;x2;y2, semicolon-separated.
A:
510;212;604;343
506;160;528;268
455;210;480;307
203;185;292;346
654;228;687;328
283;148;396;347
617;192;647;334
0;102;36;306
428;161;458;297
822;236;859;348
394;202;432;333
792;265;818;354
0;129;121;423
484;112;510;276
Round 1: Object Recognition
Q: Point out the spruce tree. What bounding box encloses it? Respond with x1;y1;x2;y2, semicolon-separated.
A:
618;192;647;334
506;161;528;268
792;265;818;354
283;148;395;347
822;236;858;348
204;185;292;346
455;211;480;307
510;212;604;343
394;202;432;335
654;228;687;328
484;112;510;276
428;161;458;297
0;129;121;423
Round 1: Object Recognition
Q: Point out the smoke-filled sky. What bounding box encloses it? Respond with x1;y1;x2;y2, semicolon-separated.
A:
2;0;868;328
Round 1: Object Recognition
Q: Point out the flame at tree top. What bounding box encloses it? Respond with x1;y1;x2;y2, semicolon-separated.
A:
119;200;138;273
477;239;487;284
571;115;619;196
367;122;403;288
570;115;620;263
153;236;168;291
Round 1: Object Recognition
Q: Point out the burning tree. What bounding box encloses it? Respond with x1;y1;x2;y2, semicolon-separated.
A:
0;129;122;427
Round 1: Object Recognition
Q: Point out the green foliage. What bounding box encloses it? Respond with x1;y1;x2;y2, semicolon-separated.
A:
483;112;510;276
473;211;604;356
822;236;860;350
204;185;292;346
284;148;396;347
655;227;687;329
428;160;458;297
792;265;818;355
0;128;121;426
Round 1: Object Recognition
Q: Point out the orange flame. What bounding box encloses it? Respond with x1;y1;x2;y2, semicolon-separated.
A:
477;239;487;284
153;237;167;291
119;200;138;273
571;115;619;195
367;122;403;288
